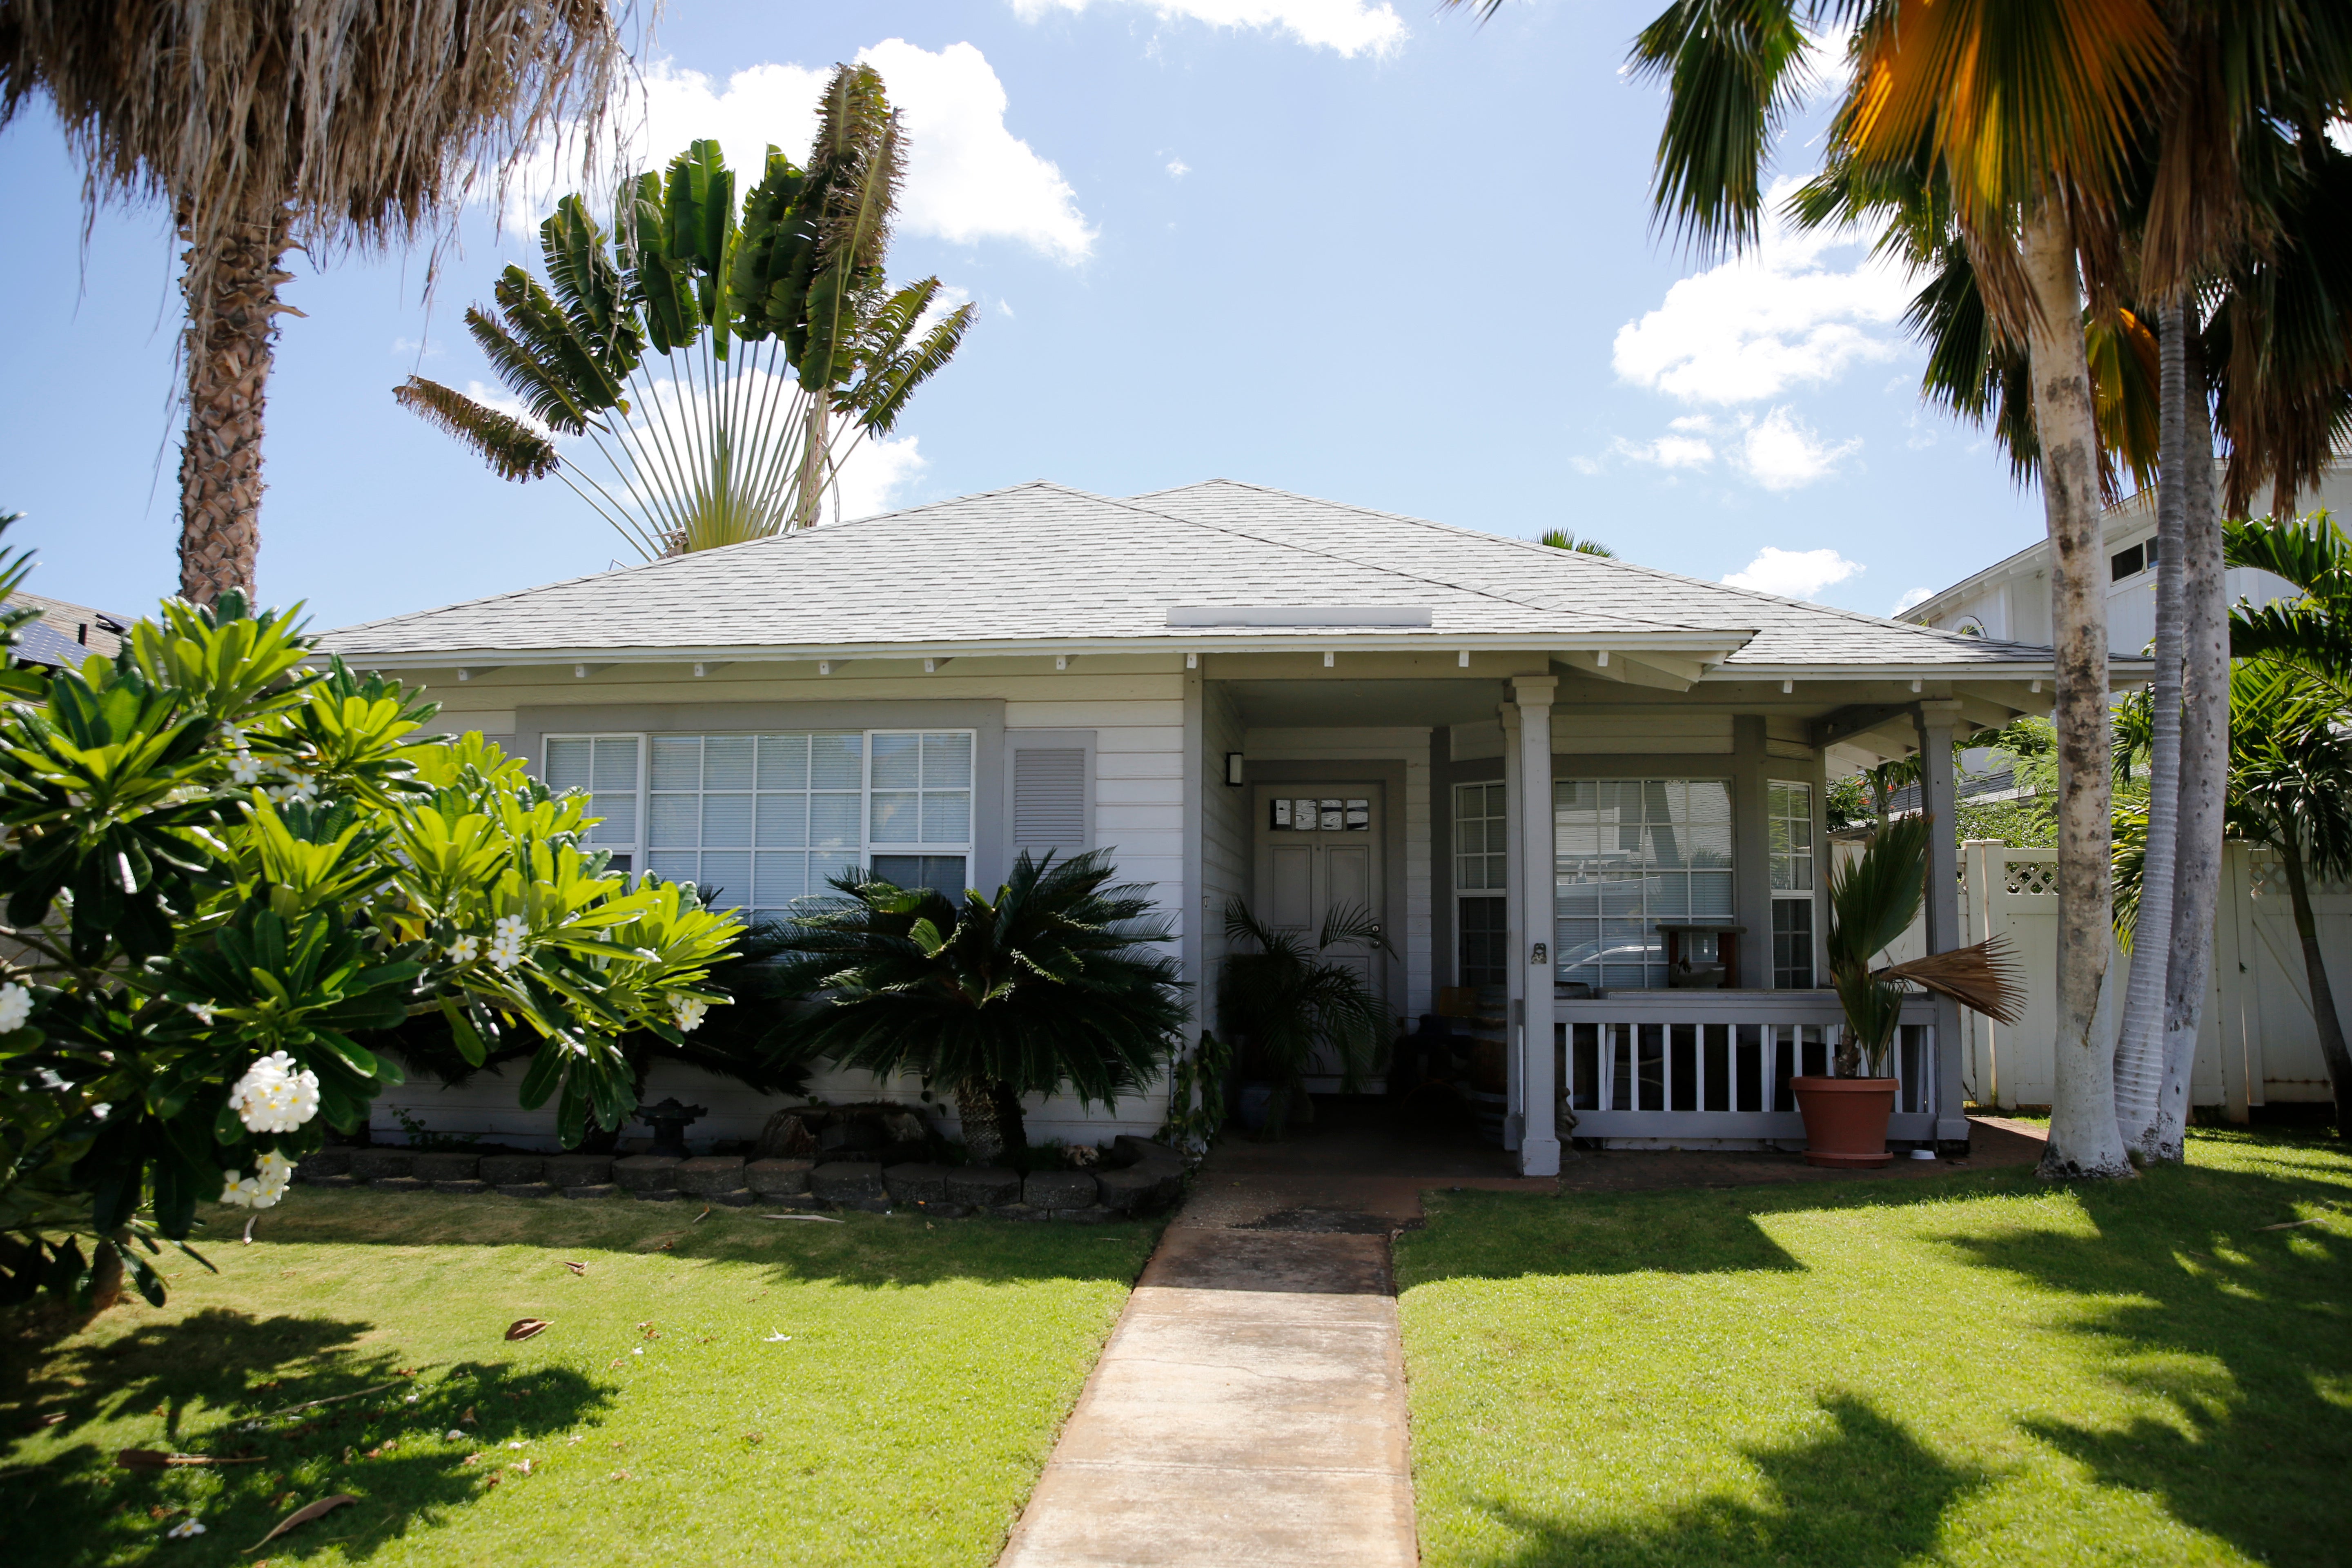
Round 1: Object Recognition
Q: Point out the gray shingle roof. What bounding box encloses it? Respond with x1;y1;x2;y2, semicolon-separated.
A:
321;479;2075;676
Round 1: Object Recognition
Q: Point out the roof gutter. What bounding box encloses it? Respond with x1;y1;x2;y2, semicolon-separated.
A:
323;630;1761;670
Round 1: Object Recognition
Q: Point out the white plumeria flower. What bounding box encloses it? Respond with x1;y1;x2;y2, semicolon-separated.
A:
165;1517;205;1539
267;774;320;805
493;914;527;939
229;1050;321;1134
228;750;264;786
218;1149;296;1209
486;932;526;971
185;1000;218;1026
670;996;708;1034
446;933;481;964
0;981;32;1033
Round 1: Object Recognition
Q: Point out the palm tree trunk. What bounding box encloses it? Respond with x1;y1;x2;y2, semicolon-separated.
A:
790;386;833;530
2018;204;2132;1181
2275;831;2352;1134
178;208;289;605
2157;313;2225;1161
954;1078;1028;1167
2114;304;2189;1157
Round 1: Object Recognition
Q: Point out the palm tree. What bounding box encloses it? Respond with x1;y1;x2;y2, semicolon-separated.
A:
0;0;620;604
399;69;975;557
1218;901;1393;1135
1826;814;2022;1079
768;851;1188;1167
1539;528;1615;557
1510;0;2171;1178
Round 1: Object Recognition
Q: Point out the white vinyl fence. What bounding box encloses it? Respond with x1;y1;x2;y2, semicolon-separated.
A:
1845;838;2348;1116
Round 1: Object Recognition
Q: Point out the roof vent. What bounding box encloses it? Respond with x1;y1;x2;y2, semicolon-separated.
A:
1165;606;1433;628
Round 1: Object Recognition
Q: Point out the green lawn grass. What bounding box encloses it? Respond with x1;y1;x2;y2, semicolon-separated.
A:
1396;1128;2351;1568
2;1190;1162;1567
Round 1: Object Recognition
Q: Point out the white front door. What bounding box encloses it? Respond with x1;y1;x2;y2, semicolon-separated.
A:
1252;784;1388;1087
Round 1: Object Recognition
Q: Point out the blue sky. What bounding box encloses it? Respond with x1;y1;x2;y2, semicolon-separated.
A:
0;0;2047;632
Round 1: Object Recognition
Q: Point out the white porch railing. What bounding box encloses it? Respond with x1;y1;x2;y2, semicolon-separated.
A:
1555;991;1940;1143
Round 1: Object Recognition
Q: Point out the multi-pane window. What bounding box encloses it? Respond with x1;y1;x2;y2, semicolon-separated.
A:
646;733;864;919
1453;781;1508;989
1769;780;1817;988
543;735;644;871
557;730;976;921
866;731;975;898
1553;778;1733;990
1452;782;1508;891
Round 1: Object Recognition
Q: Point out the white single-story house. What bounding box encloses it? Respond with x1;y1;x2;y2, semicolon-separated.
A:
325;479;2115;1175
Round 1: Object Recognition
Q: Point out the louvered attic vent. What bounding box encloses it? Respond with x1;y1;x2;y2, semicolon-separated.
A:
1013;749;1087;853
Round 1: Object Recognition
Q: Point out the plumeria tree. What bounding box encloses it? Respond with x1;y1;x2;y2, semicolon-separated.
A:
0;519;742;1307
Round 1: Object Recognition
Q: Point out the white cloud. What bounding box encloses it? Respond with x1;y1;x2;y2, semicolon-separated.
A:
1611;182;1911;405
1892;586;1936;615
1013;0;1406;58
1611;433;1715;470
509;43;1092;263
1732;407;1860;490
392;336;443;359
1166;157;1190;178
1722;546;1864;601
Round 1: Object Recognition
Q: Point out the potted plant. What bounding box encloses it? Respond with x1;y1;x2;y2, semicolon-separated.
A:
1800;815;2021;1167
766;850;1189;1168
1218;900;1394;1137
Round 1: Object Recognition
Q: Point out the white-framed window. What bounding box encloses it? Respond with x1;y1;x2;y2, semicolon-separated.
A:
1452;780;1509;990
1768;780;1817;989
864;729;976;900
1553;778;1734;990
1452;781;1507;891
542;734;645;872
550;728;977;921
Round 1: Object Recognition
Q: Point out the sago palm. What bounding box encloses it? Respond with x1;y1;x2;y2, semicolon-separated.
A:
769;851;1187;1167
0;0;620;603
397;67;975;557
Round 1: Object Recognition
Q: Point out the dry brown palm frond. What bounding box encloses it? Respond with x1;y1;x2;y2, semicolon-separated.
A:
1878;937;2025;1027
0;0;621;343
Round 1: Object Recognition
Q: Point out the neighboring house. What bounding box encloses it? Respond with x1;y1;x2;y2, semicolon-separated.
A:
3;591;129;670
322;480;2102;1172
1900;465;2350;654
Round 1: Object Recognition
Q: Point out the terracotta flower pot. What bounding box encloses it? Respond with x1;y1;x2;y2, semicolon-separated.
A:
1791;1076;1897;1168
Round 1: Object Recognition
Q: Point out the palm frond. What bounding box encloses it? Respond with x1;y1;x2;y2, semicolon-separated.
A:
1878;938;2024;1026
1623;0;1816;256
0;0;619;350
393;377;560;481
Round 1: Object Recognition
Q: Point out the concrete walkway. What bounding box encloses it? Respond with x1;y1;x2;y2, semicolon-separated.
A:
997;1221;1419;1568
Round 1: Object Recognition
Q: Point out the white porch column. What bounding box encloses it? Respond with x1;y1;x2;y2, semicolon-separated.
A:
1513;676;1561;1176
1915;699;1971;1147
1498;702;1524;1152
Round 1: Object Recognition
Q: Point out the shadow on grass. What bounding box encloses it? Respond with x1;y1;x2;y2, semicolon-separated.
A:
1938;1169;2351;1568
1411;1131;2352;1568
1468;1393;1993;1568
225;1189;1165;1290
2;1308;612;1566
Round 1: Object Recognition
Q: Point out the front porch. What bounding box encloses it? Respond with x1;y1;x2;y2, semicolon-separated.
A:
1197;652;2000;1174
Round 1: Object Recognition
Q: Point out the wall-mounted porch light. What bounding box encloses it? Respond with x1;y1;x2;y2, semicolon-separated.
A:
1225;753;1245;787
